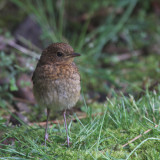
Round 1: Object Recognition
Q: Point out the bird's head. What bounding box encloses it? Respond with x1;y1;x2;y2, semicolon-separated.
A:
39;43;80;65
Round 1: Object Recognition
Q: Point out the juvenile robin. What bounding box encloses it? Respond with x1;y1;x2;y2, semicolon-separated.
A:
32;43;81;147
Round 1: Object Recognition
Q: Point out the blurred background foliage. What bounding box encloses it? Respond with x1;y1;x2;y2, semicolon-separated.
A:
0;0;160;120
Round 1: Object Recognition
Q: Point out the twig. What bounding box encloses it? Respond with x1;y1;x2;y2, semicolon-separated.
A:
29;114;87;126
117;50;141;61
0;36;40;59
122;125;158;148
17;35;41;53
7;40;40;59
29;112;103;127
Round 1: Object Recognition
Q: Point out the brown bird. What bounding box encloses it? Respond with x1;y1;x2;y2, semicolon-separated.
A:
32;43;81;146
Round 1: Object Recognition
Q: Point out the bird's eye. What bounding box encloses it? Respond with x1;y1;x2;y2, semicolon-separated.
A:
57;52;63;57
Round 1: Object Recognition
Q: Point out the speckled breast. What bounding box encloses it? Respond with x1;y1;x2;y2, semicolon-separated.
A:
33;63;81;111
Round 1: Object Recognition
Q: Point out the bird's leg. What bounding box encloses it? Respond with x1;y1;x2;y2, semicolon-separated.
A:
63;110;69;147
44;108;50;146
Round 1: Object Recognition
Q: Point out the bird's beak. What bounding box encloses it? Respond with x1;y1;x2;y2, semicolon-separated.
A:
69;53;81;57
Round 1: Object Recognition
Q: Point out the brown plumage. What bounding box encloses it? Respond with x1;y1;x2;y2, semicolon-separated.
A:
32;43;81;146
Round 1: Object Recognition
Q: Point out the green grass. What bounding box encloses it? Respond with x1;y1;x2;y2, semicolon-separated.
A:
1;90;160;159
